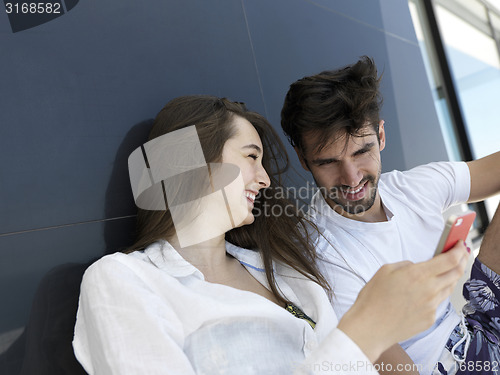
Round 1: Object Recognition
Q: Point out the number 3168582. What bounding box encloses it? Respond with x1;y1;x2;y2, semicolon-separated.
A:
5;3;62;14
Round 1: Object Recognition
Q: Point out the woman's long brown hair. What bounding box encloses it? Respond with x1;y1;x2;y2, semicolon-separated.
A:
126;95;330;305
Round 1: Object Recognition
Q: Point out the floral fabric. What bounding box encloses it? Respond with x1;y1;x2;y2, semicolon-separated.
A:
435;259;500;375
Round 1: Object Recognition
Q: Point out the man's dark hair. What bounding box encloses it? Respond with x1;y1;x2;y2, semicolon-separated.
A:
281;56;383;155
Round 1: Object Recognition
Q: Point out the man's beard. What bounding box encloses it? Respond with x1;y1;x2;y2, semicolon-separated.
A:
325;170;381;215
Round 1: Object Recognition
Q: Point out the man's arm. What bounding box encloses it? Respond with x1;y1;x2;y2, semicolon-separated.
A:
477;203;500;274
467;150;500;203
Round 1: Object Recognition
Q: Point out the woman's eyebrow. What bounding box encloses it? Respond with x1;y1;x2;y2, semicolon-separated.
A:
241;144;262;153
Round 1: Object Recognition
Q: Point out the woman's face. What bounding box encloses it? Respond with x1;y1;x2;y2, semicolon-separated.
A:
220;115;271;227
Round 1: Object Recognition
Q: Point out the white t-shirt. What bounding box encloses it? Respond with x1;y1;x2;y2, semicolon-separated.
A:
73;240;379;375
309;161;471;375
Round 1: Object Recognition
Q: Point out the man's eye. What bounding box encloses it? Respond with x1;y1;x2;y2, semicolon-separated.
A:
318;160;335;166
356;146;373;156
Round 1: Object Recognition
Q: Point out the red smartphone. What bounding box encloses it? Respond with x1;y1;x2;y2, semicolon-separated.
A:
434;211;476;256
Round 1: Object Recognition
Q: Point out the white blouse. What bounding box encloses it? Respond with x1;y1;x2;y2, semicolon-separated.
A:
73;240;378;374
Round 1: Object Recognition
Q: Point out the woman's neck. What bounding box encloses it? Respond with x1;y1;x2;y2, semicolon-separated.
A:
169;235;235;281
169;235;281;306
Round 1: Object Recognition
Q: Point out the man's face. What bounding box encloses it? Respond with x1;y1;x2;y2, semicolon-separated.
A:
297;122;386;219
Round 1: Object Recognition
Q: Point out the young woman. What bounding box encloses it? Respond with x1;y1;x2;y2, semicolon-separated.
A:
72;96;468;374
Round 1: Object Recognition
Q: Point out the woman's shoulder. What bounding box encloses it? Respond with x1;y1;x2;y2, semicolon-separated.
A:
82;240;202;290
81;252;142;285
81;243;165;285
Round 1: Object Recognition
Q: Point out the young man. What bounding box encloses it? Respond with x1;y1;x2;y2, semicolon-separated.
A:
281;56;500;374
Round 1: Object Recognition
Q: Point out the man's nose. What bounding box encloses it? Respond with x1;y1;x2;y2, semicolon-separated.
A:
339;161;363;187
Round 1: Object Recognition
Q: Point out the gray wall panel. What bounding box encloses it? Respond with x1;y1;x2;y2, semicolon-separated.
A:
382;5;448;168
293;0;385;30
0;218;135;332
379;0;422;42
0;0;264;235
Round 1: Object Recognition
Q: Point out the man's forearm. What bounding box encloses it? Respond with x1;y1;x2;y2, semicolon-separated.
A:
477;203;500;274
467;151;500;202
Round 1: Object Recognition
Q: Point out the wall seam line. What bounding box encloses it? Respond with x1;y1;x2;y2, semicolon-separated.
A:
0;215;136;238
240;0;269;118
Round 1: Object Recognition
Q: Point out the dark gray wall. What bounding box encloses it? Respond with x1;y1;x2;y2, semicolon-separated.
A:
0;0;448;337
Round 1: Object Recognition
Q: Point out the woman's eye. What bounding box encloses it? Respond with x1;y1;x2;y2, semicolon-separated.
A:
248;154;258;160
